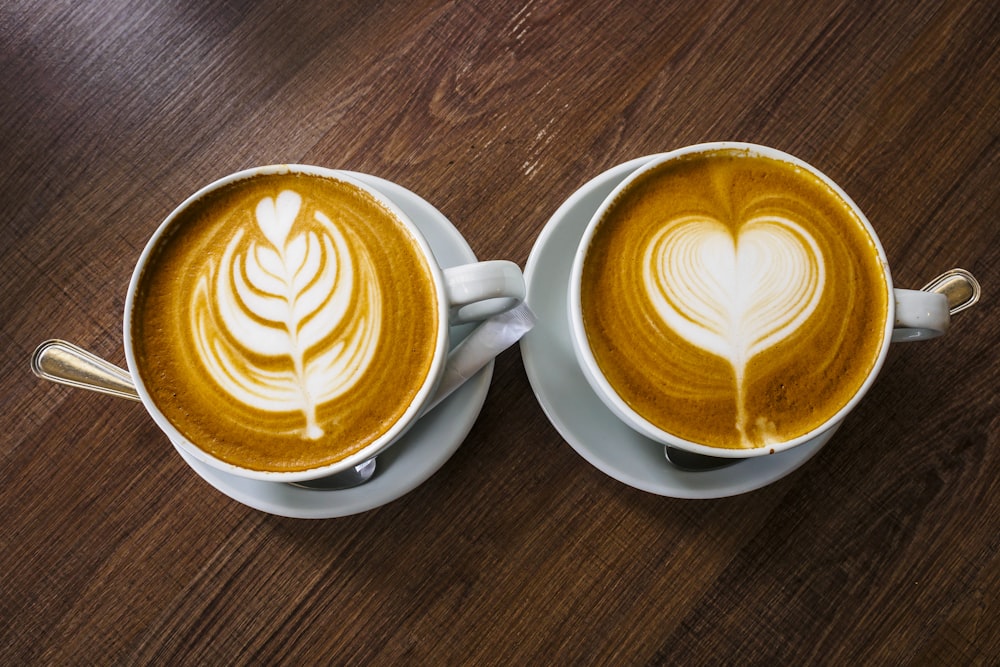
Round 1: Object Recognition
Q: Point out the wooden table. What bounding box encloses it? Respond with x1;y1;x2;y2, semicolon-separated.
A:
2;0;997;663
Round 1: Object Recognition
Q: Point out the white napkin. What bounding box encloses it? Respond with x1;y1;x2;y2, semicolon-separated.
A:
426;302;537;412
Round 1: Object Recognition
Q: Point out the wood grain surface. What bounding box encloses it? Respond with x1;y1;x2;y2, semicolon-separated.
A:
2;0;997;664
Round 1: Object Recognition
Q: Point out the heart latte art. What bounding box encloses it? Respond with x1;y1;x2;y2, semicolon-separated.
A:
643;215;825;441
132;172;439;472
580;151;888;449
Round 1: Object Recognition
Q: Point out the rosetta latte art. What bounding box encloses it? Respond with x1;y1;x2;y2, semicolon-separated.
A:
192;189;380;440
642;214;825;443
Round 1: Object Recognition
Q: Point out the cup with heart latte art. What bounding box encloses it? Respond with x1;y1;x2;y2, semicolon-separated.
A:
569;143;951;460
125;165;525;483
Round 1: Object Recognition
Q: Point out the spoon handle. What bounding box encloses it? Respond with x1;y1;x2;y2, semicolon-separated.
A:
921;268;981;315
31;339;141;401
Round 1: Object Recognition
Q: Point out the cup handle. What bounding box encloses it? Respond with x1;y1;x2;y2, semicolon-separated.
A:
892;289;950;342
443;260;526;324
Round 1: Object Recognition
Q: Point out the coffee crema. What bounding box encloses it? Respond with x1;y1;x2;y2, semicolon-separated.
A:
131;172;439;472
580;150;889;449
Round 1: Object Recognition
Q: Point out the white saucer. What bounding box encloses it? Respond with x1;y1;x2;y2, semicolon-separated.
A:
174;173;493;518
520;158;834;499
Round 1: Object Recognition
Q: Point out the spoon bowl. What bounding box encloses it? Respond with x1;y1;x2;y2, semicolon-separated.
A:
288;458;377;490
664;446;738;471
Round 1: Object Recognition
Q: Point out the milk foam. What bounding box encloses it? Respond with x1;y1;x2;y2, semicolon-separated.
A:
642;213;825;442
192;189;381;439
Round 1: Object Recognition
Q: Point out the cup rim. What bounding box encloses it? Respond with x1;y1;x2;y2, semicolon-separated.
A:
123;164;451;482
568;142;896;459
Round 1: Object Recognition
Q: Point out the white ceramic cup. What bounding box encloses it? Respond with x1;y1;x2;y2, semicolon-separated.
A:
124;165;525;482
569;142;950;460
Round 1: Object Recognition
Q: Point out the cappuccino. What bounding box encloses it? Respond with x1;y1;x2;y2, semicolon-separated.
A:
579;149;889;450
131;171;439;472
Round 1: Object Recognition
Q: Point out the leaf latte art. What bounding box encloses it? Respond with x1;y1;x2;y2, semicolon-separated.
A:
193;190;380;440
580;151;889;450
642;214;825;441
132;172;439;472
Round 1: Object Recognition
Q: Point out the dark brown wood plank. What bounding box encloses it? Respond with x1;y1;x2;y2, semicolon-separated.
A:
2;0;997;664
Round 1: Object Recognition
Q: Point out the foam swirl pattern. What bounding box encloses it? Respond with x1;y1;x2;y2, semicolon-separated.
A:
132;173;438;472
581;152;888;449
193;190;381;440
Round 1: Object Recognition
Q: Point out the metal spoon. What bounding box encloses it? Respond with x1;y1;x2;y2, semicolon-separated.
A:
31;339;141;401
664;446;739;471
664;267;981;472
287;458;377;490
31;339;376;490
920;267;981;314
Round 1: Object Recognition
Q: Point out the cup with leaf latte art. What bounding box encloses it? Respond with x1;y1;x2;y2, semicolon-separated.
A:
570;143;950;459
125;165;525;481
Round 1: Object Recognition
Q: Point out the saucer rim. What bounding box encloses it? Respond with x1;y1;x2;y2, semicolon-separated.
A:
520;157;830;499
